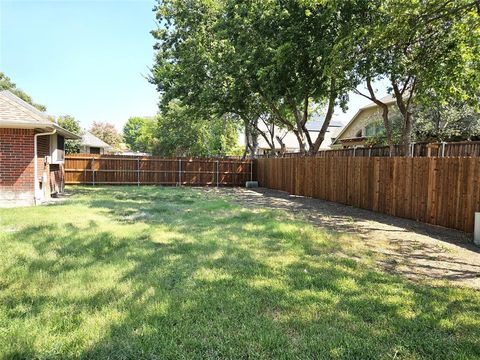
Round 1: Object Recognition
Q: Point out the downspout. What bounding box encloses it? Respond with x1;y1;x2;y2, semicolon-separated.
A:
34;128;56;205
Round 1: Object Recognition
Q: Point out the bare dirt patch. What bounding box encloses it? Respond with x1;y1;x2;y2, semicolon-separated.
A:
211;187;480;290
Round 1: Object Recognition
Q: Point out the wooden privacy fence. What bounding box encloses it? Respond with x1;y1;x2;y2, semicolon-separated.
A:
65;155;253;186
257;156;480;233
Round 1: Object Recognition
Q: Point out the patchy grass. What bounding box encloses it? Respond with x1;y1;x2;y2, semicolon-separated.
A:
0;186;479;359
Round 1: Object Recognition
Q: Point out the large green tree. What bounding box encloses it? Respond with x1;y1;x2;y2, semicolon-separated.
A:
152;101;241;157
0;72;46;111
123;117;156;152
221;0;365;154
348;0;480;153
151;0;364;155
151;0;480;156
151;0;265;156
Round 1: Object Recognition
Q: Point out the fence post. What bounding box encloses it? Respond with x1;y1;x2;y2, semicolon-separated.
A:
441;142;446;157
250;161;253;181
475;213;480;246
92;157;95;186
353;146;356;157
368;148;371;157
84;159;87;184
216;160;219;187
178;158;182;186
137;158;140;186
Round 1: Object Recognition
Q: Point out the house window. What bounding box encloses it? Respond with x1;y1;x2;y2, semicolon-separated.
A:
355;129;363;138
90;147;101;154
57;135;65;150
365;123;385;137
365;124;376;137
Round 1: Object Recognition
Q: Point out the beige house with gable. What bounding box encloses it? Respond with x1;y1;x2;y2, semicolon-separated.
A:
332;95;401;148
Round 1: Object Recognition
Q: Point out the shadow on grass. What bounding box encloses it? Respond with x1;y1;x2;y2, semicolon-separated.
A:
221;188;480;287
227;188;477;247
1;186;479;359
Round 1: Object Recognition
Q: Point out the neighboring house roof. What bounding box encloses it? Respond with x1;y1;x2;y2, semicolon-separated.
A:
117;150;151;156
0;90;80;139
305;119;344;132
81;131;112;149
358;94;398;110
245;119;344;151
332;94;400;145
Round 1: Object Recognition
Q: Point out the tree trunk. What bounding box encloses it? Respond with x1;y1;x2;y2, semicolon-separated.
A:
301;95;313;150
269;123;275;150
311;80;336;154
241;120;250;160
257;130;274;151
287;97;312;152
276;135;286;156
380;105;395;155
241;144;248;160
260;93;306;152
391;76;416;157
251;135;258;158
365;78;395;154
242;117;260;159
293;130;306;153
401;111;413;156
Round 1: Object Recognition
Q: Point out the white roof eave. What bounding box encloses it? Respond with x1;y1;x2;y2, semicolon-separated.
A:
52;124;81;139
0;120;81;139
0;120;54;128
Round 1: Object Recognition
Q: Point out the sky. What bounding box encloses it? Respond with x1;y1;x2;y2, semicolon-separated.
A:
0;0;385;131
0;0;159;130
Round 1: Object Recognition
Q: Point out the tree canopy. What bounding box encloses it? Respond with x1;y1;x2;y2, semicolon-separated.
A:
90;122;123;149
124;102;241;157
123;117;157;152
348;0;480;152
151;0;365;155
154;102;241;157
150;0;480;156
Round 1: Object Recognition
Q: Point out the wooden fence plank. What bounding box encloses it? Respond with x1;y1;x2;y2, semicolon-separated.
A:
256;156;479;234
65;155;252;187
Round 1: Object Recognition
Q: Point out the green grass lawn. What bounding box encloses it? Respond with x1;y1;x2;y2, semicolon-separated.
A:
0;186;479;359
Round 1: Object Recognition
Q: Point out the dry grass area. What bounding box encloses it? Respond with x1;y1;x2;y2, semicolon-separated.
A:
219;187;480;289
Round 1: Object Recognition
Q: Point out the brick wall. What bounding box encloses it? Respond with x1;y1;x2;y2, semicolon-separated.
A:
0;128;35;205
0;129;66;206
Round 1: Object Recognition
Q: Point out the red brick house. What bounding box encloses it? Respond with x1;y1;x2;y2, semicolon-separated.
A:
0;90;80;206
